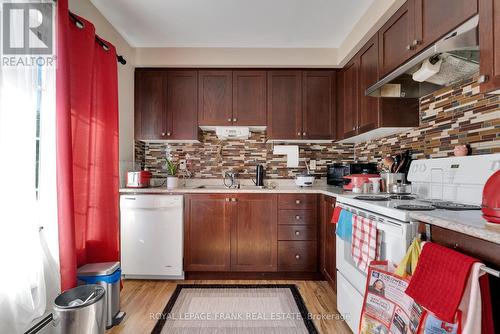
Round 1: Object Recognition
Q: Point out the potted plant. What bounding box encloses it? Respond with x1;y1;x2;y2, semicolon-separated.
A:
166;159;179;189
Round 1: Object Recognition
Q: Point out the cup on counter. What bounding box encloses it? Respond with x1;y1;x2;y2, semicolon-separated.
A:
380;172;406;193
369;177;382;193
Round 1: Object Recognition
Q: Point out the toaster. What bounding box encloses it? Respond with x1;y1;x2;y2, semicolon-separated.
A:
126;170;152;188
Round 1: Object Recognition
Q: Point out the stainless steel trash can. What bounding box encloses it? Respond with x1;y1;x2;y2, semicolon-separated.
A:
77;261;125;329
54;284;106;334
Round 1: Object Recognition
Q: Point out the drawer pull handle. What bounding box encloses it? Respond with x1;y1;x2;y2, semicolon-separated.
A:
225;198;230;202
231;198;237;202
295;200;301;204
295;231;300;236
295;215;301;220
295;254;301;260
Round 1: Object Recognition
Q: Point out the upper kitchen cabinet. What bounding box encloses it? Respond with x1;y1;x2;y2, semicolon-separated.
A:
267;70;302;140
413;0;478;53
479;0;500;93
134;69;167;140
135;69;199;141
379;0;478;78
302;70;336;139
166;70;199;140
198;70;233;126
232;70;267;126
378;1;415;78
358;35;379;134
340;60;359;139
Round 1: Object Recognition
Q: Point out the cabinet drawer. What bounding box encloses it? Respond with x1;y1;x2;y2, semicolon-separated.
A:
278;210;316;225
278;241;317;272
278;225;317;241
278;194;317;210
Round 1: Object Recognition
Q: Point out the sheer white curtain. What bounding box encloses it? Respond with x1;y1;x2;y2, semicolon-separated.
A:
0;3;59;333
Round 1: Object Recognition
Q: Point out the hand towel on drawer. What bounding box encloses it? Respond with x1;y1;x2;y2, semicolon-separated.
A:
351;215;378;273
330;206;342;224
335;209;353;241
405;242;478;323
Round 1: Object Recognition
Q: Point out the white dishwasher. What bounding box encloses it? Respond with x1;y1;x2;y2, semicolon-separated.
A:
120;194;184;279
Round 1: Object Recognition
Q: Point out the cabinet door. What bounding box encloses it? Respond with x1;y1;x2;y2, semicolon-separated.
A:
267;70;302;140
231;194;277;272
342;60;359;139
378;1;414;77
358;35;380;134
302;70;335;139
479;0;500;93
414;0;478;52
321;196;336;290
134;70;167;140
184;194;231;271
198;70;232;126
232;70;267;126
166;70;198;140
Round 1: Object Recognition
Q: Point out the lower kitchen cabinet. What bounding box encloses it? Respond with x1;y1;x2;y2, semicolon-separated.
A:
184;194;232;271
230;194;278;272
278;241;317;272
321;195;336;290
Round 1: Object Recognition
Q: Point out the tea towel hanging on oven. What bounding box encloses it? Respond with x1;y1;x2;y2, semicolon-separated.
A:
335;209;353;241
351;215;379;273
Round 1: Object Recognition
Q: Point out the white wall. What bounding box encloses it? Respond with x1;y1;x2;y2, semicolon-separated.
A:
68;0;135;163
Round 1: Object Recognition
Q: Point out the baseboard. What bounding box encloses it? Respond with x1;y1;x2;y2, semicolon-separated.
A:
185;271;324;280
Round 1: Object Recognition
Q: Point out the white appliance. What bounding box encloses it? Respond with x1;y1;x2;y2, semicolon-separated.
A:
335;153;500;333
215;126;250;140
120;195;184;279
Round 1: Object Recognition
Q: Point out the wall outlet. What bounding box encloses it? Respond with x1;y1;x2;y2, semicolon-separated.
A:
179;159;187;170
309;160;317;170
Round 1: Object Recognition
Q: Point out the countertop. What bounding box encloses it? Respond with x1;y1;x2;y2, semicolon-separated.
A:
410;211;500;244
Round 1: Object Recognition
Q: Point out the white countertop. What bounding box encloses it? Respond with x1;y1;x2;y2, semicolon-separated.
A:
410;211;500;244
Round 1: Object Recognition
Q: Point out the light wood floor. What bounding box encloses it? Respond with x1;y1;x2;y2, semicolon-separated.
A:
108;279;352;334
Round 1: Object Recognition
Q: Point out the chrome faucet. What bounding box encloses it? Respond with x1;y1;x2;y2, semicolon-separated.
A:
223;171;239;189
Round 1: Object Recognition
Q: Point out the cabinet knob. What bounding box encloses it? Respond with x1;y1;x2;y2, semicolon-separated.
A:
295;200;301;204
352;126;356;131
295;215;301;220
227;118;232;122
302;132;306;136
406;44;414;51
161;132;166;136
225;198;230;202
297;132;301;136
411;39;421;47
295;231;300;236
233;118;237;122
295;254;301;260
231;198;237;202
166;132;171;136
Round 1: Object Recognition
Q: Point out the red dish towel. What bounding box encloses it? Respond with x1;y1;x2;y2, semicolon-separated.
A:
331;206;342;224
351;215;378;273
480;275;495;334
405;242;478;323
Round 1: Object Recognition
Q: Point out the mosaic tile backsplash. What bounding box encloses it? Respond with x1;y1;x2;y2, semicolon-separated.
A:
135;76;500;179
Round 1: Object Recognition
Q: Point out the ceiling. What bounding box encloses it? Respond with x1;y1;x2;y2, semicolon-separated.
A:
90;0;375;48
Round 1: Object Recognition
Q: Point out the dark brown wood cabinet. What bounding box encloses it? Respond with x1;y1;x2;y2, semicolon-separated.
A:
340;60;359;139
302;70;336;139
166;70;198;140
479;0;500;93
134;70;167;140
357;36;379;134
378;1;415;78
320;195;336;290
135;69;198;141
231;194;277;272
198;70;233;126
267;70;303;140
184;194;232;271
413;0;478;53
232;70;267;126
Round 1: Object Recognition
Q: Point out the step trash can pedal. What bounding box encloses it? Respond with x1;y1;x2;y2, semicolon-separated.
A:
77;261;125;329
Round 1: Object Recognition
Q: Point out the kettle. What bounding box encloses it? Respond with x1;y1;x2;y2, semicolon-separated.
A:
482;169;500;224
255;164;265;187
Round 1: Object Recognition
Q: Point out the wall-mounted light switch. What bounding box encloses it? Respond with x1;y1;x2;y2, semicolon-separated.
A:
179;159;187;170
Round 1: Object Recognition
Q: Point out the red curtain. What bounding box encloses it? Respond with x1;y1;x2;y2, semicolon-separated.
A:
56;1;120;291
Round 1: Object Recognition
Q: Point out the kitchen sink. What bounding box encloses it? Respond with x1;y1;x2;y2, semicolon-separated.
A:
193;184;268;190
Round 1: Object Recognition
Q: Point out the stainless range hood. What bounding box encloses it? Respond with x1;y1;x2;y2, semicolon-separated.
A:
366;15;479;98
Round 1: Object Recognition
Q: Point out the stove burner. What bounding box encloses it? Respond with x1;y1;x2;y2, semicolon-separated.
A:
395;204;436;211
433;203;482;211
390;195;416;200
354;195;390;201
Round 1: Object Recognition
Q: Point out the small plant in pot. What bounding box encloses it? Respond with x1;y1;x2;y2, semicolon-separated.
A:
166;159;179;189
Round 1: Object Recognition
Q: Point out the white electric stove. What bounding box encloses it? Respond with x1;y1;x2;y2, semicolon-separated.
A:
335;153;500;333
